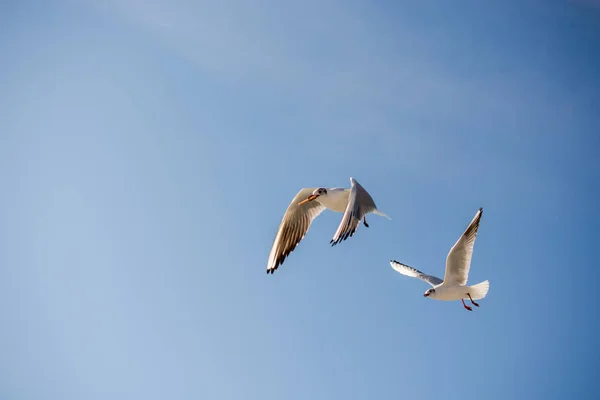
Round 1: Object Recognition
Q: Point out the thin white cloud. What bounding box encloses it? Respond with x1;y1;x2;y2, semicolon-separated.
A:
78;0;583;189
80;0;466;112
78;0;579;123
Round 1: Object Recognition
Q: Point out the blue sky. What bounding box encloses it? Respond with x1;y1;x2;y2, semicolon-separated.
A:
1;0;599;399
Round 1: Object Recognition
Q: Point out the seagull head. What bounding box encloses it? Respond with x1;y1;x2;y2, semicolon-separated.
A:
424;288;436;298
298;188;328;205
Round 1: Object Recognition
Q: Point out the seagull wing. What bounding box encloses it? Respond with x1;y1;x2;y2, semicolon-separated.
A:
390;260;443;287
443;208;483;285
267;188;326;274
330;177;378;246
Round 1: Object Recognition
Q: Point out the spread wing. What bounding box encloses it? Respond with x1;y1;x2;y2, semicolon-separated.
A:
390;260;443;287
330;177;378;246
443;207;483;285
267;188;326;274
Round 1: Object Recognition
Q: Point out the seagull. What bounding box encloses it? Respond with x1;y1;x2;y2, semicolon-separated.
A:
390;207;489;311
267;177;390;274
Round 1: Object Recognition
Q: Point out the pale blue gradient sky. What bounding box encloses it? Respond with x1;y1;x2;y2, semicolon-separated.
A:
1;1;599;399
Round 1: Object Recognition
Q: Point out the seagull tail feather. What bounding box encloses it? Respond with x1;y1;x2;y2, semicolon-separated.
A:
374;209;392;220
468;280;490;300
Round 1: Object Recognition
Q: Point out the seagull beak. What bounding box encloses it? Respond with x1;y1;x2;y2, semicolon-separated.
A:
423;293;430;297
298;194;319;206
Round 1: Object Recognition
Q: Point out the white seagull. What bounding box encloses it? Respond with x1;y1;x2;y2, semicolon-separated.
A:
267;177;390;274
390;207;489;311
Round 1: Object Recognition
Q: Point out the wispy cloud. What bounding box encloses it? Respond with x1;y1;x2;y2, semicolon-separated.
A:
85;0;580;124
82;0;468;112
80;0;593;189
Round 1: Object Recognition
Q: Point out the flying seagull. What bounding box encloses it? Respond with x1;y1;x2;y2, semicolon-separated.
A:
390;207;489;311
267;177;390;274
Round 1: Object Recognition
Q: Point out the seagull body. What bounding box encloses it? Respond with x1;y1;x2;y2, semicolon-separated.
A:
390;207;489;311
267;177;390;274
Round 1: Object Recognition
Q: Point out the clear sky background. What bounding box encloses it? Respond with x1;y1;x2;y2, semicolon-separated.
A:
1;0;599;399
